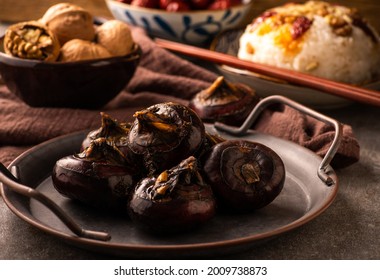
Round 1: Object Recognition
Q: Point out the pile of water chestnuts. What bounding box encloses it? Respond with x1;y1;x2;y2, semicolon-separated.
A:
52;98;285;234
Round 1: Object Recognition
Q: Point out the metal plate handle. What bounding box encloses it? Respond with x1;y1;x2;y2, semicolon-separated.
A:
214;95;343;186
0;163;111;241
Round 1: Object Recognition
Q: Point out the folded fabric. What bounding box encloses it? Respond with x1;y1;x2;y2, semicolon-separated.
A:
0;27;359;169
253;105;359;168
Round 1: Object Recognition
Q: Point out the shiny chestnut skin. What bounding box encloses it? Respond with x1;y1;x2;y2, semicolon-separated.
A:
81;112;131;151
128;102;206;174
52;138;141;213
202;140;285;212
193;131;226;159
81;112;143;170
189;76;259;126
128;156;216;234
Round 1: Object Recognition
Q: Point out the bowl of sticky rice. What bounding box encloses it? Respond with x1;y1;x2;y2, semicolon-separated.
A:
211;1;380;108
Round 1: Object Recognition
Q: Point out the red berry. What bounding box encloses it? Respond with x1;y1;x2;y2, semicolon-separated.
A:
117;0;133;4
208;0;241;10
159;0;172;9
166;1;191;11
190;0;211;9
131;0;160;8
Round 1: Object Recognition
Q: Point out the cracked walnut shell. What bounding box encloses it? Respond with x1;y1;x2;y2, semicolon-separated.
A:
59;39;111;62
96;20;134;57
40;3;95;45
3;20;60;61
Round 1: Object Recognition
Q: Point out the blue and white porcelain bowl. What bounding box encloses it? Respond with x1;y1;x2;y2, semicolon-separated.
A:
105;0;253;45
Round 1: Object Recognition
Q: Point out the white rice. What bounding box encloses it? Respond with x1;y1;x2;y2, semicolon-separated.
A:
238;3;380;85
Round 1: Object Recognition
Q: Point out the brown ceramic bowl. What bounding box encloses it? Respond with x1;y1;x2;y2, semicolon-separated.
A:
0;37;141;108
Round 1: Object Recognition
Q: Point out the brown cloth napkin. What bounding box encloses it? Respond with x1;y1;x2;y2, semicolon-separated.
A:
0;27;359;169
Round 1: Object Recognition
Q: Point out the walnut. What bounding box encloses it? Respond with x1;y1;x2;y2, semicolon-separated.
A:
40;3;95;45
59;39;111;62
96;20;134;57
3;20;60;61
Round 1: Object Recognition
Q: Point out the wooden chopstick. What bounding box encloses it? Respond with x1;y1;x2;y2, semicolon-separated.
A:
155;38;380;107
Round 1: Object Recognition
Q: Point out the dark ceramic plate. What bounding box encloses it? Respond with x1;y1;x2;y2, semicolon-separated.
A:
0;123;338;258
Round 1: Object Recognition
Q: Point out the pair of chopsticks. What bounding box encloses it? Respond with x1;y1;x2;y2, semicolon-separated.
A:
155;38;380;107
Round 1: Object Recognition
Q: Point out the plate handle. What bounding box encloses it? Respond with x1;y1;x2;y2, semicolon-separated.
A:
214;95;343;186
0;163;111;241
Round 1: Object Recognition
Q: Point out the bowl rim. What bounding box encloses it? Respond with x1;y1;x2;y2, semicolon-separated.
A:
0;40;141;67
106;0;253;15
